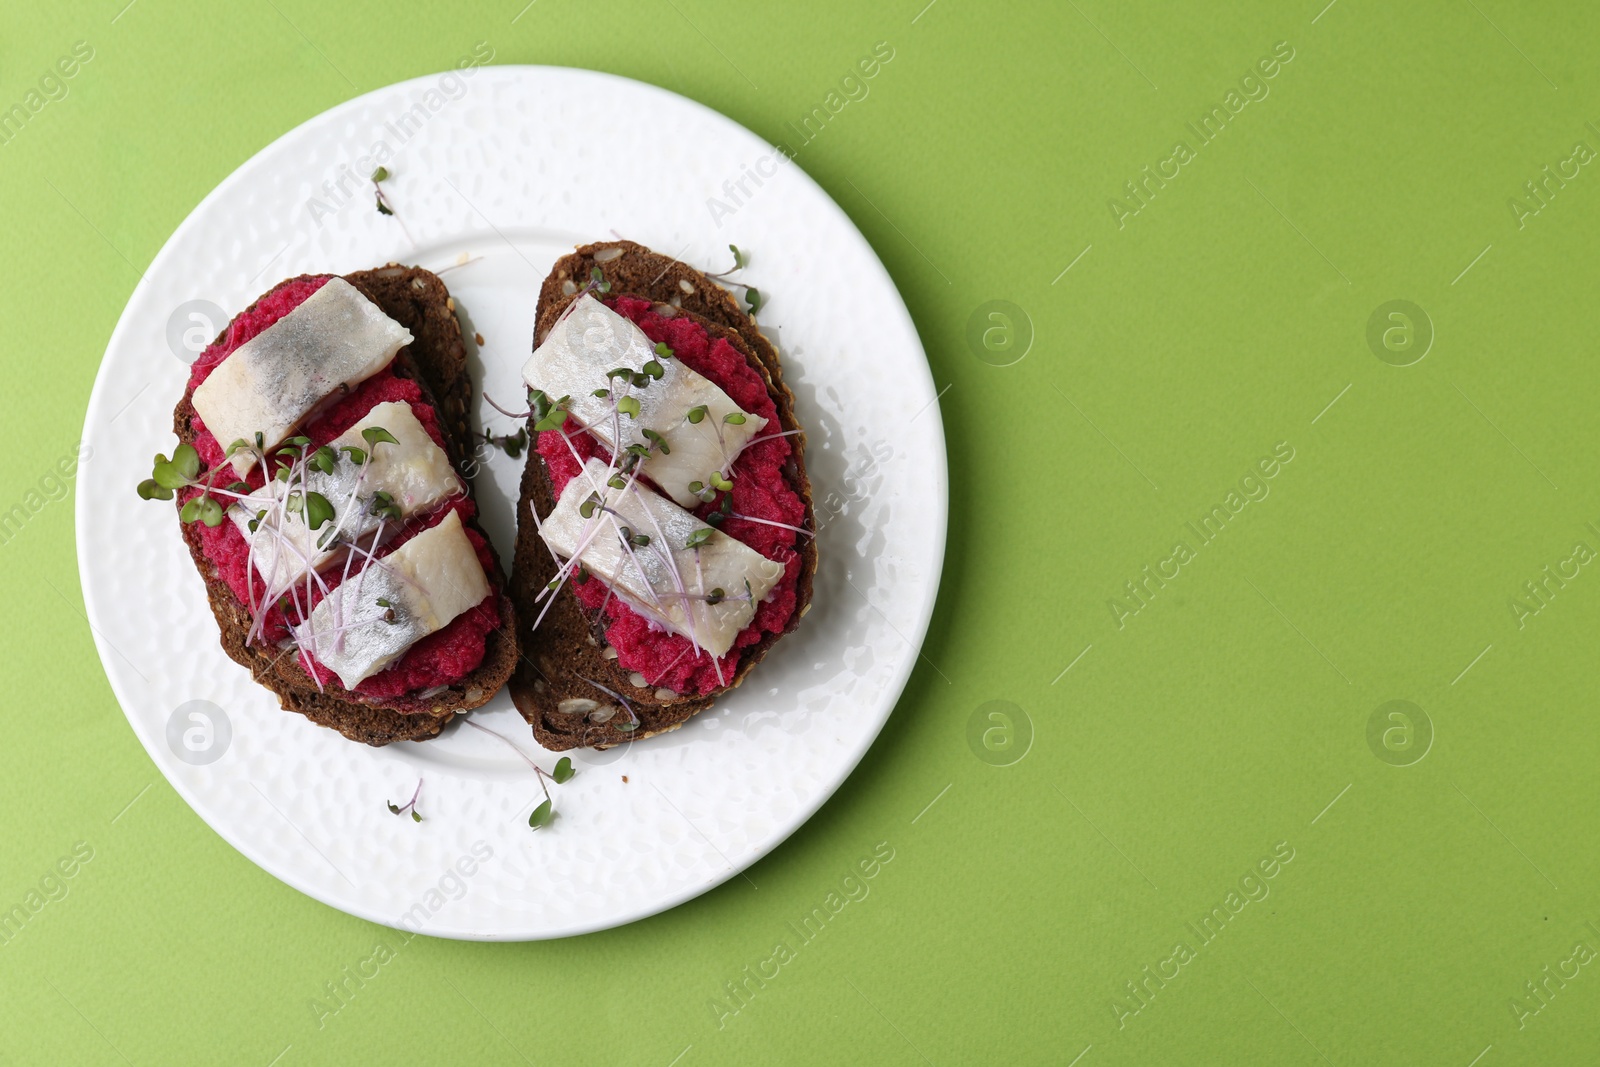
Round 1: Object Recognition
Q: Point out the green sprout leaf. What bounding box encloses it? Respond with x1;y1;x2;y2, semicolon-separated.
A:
592;387;611;398
174;444;200;480
744;287;763;315
729;244;747;270
368;490;401;522
137;479;174;501
300;492;336;531
310;445;337;475
199;496;225;527
178;497;201;523
340;445;367;465
411;810;422;823
579;495;600;519
553;757;574;784
362;426;399;449
605;367;632;381
641;428;670;455
608;474;627;490
630;533;651;547
533;408;569;433
371;166;390;182
376;197;393;216
686;405;707;425
529;798;553;829
686;527;714;549
642;359;664;380
723;412;747;425
590;266;610;294
654;342;674;359
688;480;704;495
616;396;640;419
224;438;252;458
387;801;400;814
710;470;734;492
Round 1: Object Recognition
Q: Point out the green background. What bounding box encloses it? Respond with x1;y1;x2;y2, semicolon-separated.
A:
3;0;1597;1062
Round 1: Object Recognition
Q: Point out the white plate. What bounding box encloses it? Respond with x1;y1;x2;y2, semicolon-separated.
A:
77;66;945;939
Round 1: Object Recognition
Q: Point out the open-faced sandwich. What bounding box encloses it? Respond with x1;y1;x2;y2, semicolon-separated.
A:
141;266;518;746
508;241;816;750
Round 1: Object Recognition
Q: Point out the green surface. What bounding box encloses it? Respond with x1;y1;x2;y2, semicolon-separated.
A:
2;0;1598;1062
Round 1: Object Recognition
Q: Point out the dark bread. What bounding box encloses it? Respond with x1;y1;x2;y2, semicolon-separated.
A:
171;266;519;746
509;241;816;750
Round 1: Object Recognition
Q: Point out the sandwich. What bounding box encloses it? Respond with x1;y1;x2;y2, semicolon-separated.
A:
508;241;816;750
142;266;518;745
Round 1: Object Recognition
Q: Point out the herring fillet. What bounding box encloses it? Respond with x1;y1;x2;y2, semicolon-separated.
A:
522;295;766;508
230;401;463;589
193;277;413;476
540;457;785;658
295;510;490;690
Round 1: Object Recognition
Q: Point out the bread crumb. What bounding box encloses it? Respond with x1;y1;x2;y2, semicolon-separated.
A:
474;332;485;346
621;775;629;783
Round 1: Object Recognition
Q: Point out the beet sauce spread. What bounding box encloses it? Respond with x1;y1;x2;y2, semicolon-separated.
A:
184;275;497;701
537;296;803;697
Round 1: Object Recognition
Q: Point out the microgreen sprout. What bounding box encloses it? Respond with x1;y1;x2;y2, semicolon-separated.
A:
640;428;669;454
723;412;746;426
744;288;763;315
704;493;734;527
654;342;674;359
371;167;397;217
529;388;570;432
361;426;399;449
616;396;640;419
178;495;224;526
685;527;714;549
642;359;664;380
285;489;335;530
461;720;575;832
709;470;734;492
368;490;401;522
387;777;423;822
139;443;244;527
481;426;528;459
704;244;748;280
584;265;612;296
686;405;707;425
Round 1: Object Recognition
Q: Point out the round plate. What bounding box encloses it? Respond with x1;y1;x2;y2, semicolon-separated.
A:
78;66;946;940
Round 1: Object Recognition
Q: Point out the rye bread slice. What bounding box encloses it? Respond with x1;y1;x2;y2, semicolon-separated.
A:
509;241;817;750
171;266;518;746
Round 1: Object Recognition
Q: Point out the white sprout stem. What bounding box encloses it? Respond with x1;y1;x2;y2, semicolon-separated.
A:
462;720;556;801
728;513;813;537
484;392;531;420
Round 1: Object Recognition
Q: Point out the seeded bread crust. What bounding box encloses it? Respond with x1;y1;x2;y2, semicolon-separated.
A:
171;266;519;746
509;241;816;751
